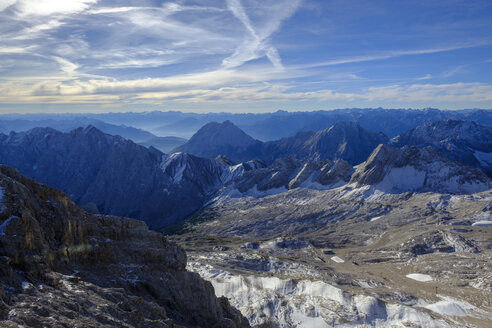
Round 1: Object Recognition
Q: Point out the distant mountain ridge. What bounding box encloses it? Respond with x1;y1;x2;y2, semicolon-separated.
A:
176;120;388;165
2;108;490;141
0;117;154;142
262;121;389;164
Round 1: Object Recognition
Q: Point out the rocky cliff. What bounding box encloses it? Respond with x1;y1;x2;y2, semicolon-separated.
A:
0;165;249;328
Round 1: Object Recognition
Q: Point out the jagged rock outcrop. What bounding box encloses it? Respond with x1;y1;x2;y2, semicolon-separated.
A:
350;144;492;194
391;119;492;176
232;157;352;194
174;121;263;162
0;165;249;327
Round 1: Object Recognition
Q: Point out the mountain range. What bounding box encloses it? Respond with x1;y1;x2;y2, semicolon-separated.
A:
0;126;228;229
1;119;490;231
3;108;491;141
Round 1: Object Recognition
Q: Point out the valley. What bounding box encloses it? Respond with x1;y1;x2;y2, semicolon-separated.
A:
173;187;492;327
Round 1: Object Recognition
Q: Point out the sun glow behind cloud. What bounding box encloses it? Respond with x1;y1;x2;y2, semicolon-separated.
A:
0;0;491;112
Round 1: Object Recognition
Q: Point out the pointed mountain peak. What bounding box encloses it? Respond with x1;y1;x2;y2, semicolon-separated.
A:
173;121;261;162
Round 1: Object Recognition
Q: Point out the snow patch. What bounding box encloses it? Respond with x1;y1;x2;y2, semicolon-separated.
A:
424;296;475;317
376;166;426;193
370;215;384;222
406;273;433;282
21;281;31;290
471;220;492;227
330;256;344;263
189;262;452;328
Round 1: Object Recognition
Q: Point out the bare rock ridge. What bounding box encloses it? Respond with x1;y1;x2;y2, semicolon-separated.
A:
0;164;249;327
230;157;353;194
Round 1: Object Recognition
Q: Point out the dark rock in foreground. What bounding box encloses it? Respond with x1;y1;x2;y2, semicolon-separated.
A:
0;165;248;328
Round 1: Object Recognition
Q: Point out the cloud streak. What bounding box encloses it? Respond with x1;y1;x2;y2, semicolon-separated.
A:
223;0;301;69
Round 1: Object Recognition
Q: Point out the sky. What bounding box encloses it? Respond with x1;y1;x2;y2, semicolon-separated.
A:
0;0;491;113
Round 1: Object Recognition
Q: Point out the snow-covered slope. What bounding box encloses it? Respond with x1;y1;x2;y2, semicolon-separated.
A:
189;262;452;328
350;144;491;194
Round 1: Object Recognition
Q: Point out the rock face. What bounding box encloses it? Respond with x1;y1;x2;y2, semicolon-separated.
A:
269;121;389;164
261;121;388;164
0;165;249;328
350;144;492;194
174;121;263;162
231;157;353;195
391;120;492;176
0;126;230;230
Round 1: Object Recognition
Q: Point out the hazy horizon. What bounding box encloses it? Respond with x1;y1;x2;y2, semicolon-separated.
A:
0;107;492;117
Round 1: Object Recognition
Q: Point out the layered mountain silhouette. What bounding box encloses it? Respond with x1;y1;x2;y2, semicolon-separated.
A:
175;120;388;165
262;121;389;164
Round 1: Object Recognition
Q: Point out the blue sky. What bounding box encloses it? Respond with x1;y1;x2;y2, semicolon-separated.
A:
0;0;491;113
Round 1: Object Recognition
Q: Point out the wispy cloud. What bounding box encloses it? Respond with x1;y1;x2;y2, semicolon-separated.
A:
296;41;492;70
415;74;432;80
14;0;97;16
442;65;468;78
0;0;16;12
223;0;302;69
